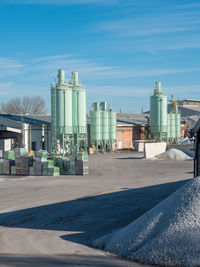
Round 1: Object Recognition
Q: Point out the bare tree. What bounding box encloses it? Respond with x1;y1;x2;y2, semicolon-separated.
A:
0;96;47;115
31;96;46;114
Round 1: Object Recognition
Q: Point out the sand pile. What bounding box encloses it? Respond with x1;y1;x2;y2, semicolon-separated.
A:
156;148;192;160
94;177;200;266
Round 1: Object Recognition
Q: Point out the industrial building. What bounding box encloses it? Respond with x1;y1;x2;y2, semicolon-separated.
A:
0;114;50;154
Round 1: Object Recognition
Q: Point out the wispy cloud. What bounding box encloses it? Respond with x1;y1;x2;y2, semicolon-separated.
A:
3;0;118;5
0;82;15;96
33;54;76;62
0;58;25;78
27;54;200;81
0;58;24;69
94;11;200;37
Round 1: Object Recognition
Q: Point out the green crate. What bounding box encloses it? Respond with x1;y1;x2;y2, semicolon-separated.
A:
43;160;54;168
37;150;48;158
0;162;3;174
29;166;35;176
4;151;15;160
76;152;88;161
48;167;60;176
11;166;16;175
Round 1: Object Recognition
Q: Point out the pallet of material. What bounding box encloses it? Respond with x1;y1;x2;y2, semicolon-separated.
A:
4;151;15;160
76;160;88;168
3;160;15;175
29;166;35;176
43;160;54;168
76;152;88;161
0;161;3;174
48;167;60;176
15;148;27;158
76;166;89;175
15;157;29;175
11;166;16;175
34;162;43;176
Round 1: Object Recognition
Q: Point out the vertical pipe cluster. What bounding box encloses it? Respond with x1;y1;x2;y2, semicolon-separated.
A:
51;70;87;155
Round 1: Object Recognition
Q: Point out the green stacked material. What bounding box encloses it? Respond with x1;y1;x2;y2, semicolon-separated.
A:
15;148;27;158
29;166;35;176
75;157;89;175
43;167;49;176
48;167;60;176
43;160;54;168
11;166;16;175
76;152;88;161
63;159;70;174
68;157;76;175
0;161;3;174
3;160;15;175
76;167;89;175
37;150;48;159
4;151;15;160
15;157;29;175
54;157;64;174
76;160;88;168
34;162;43;176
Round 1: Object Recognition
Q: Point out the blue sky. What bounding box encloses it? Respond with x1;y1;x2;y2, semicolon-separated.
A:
0;0;200;113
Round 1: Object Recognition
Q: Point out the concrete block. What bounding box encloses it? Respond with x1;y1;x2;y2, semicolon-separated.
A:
145;142;167;159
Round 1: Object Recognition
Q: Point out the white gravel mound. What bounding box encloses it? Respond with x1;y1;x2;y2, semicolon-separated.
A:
94;177;200;266
156;148;192;160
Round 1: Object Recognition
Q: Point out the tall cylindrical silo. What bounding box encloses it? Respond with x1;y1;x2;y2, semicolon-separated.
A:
110;111;116;141
101;102;109;141
72;89;78;134
77;90;86;133
167;114;171;141
56;88;64;134
175;113;181;141
90;105;101;145
63;88;73;134
150;81;167;141
51;83;57;153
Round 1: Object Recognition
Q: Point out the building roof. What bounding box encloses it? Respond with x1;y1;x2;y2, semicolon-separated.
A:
0;116;22;130
0;114;51;126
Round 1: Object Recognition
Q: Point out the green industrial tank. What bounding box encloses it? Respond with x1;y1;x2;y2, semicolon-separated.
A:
100;102;109;141
90;102;101;145
90;101;117;153
72;71;86;134
109;111;117;141
150;81;168;141
167;100;181;142
51;69;87;155
56;69;73;135
51;82;57;152
72;72;78;134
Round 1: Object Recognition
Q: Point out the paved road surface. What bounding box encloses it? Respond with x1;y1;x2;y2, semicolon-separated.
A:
0;152;193;266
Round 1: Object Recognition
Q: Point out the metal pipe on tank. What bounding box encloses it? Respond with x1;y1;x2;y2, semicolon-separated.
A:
156;81;161;93
72;71;78;86
58;69;65;85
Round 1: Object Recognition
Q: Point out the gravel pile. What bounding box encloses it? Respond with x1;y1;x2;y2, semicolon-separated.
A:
94;177;200;266
156;148;192;160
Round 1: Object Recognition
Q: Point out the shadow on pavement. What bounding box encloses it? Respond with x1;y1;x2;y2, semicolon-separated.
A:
0;179;191;247
114;157;145;160
0;254;137;267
